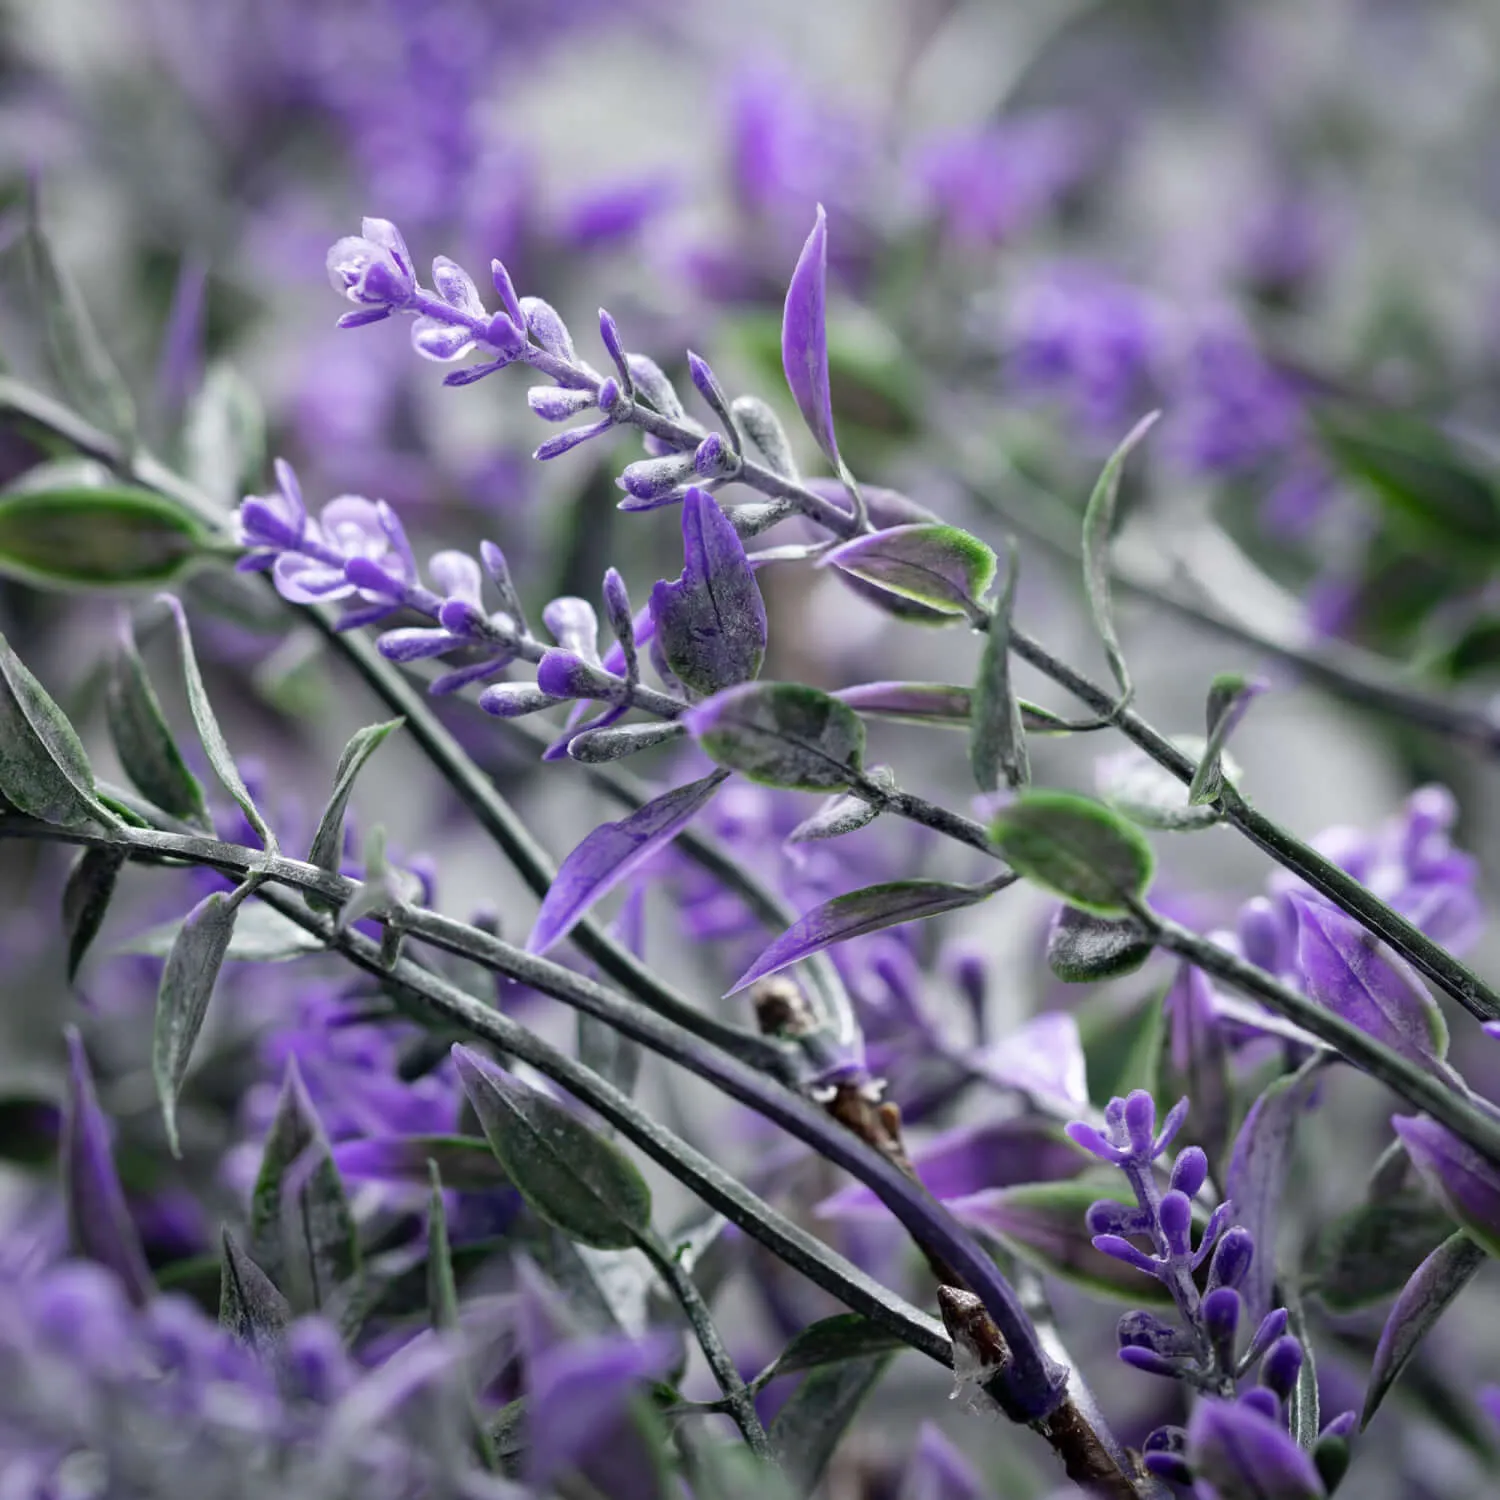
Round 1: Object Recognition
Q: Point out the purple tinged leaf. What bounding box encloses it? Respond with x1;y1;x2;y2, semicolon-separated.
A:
648;487;768;697
63;1026;153;1305
785;769;894;845
1225;1058;1323;1322
598;309;631;390
1393;1114;1500;1256
1290;895;1450;1074
528;771;729;954
536;649;615;701
693;431;731;477
491;259;525;328
618;453;699;507
731;394;799;480
821;524;997;620
835;681;973;725
429;658;512;695
411;318;477;362
969;1012;1090;1116
535;418;613;460
479;682;564;718
781;203;840;464
376;627;464;662
727;878;996;995
1363;1229;1488;1430
685;681;865;791
520;297;577;364
1161;961;1232;1167
567;720;687;763
530;386;598;422
625;354;689;422
1188;1398;1327;1500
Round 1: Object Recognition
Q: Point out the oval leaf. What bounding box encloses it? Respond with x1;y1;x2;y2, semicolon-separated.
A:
649;487;767;697
835;680;1072;735
821;524;996;619
785;770;894;845
306;717;404;909
1046;905;1152;983
528;770;728;954
454;1046;652;1251
988;790;1155;917
1361;1230;1487;1429
685;682;865;792
1392;1113;1500;1258
62;844;126;981
0;488;207;590
1096;737;1229;831
758;1315;907;1384
781;204;840;465
153;883;247;1156
106;619;212;828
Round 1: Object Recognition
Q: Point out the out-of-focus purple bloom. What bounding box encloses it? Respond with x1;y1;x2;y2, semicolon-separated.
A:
1188;1397;1327;1499
560;174;678;248
897;1420;989;1500
1392;1112;1500;1255
968;1012;1089;1117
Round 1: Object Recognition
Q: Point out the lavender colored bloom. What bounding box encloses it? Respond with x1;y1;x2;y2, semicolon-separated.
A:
782;204;841;467
1188;1397;1326;1500
1392;1112;1500;1255
326;218;417;312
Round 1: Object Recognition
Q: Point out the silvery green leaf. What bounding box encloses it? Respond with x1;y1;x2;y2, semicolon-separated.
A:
0;629;116;829
307;718;404;910
159;594;276;852
426;1160;460;1332
1097;736;1237;831
685;682;865;792
578;1010;642;1104
970;540;1028;792
454;1046;652;1251
182;363;266;509
769;1352;894;1494
566;720;686;763
785;767;894;845
251;1059;360;1310
755;1314;906;1386
124;898;325;962
1188;672;1265;806
219;1226;290;1358
62;844;126;981
730;395;799;480
821;523;997;620
1046;905;1151;983
1284;1287;1320;1451
989;791;1155;918
106;619;212;829
153;881;249;1156
23;204;136;445
1308;1194;1455;1314
1080;411;1158;704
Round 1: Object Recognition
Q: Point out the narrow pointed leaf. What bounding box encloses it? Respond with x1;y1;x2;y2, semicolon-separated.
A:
685;682;865;791
1081;411;1158;702
0;629;115;829
220;1226;291;1356
1307;1193;1456;1312
728;879;997;995
1285;1287;1320;1451
62;844;127;981
250;1059;359;1308
454;1046;652;1250
1188;673;1265;805
1361;1230;1487;1429
1046;905;1152;983
307;717;404;908
781;204;840;465
834;680;1073;734
106;620;212;828
153;882;248;1156
989;790;1154;917
970;542;1028;791
332;1135;510;1191
160;594;276;851
427;1161;460;1331
24;207;137;444
821;524;996;619
770;1353;894;1495
0;487;207;589
649;487;767;696
757;1315;906;1384
182;363;266;508
62;1026;153;1305
528;771;728;954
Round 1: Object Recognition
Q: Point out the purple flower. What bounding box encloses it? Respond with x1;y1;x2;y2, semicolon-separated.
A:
1392;1112;1500;1256
1188;1397;1326;1499
326;217;416;312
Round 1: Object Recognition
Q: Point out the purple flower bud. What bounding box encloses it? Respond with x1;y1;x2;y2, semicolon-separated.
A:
1237;1386;1282;1423
1319;1411;1356;1441
337;306;392;329
598;309;630;388
1155;1096;1191;1156
1142;1450;1195;1487
1086;1198;1154;1237
536;650;615;702
429;658;512;694
542;596;600;660
431;256;484;317
618;453;699;507
1204;1285;1242;1368
1119;1344;1189;1380
529;387;598;422
1118;1310;1195;1357
1159;1190;1194;1258
436;599;488;638
327;219;416;309
1193;1200;1235;1269
694;431;732;477
1124;1090;1156;1156
1066;1121;1129;1165
484;313;527;357
1189;1398;1325;1500
1171;1146;1209;1199
1239;895;1290;973
520;297;577;364
478;683;563;718
491;259;526;328
597;377;622;415
283;1319;355;1405
375;627;462;663
428;549;482;604
411;317;478;362
1093;1234;1161;1277
1209;1226;1256;1291
343;555;407;600
237;497;302;550
1260;1335;1303;1402
535;417;613;460
479;541;527;629
444;359;507;387
688;350;728;410
1240;1307;1290;1373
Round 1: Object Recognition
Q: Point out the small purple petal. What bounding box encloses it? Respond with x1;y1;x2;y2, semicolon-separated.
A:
781;203;840;464
1188;1398;1325;1500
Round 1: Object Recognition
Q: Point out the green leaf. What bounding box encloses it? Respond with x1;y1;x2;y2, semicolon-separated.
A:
454;1046;652;1251
1047;905;1152;983
1188;673;1263;806
834;680;1073;734
2;457;115;496
1098;736;1232;831
182;363;266;509
821;523;997;619
124;898;325;963
1306;1194;1457;1313
62;844;126;982
989;790;1155;917
0;629;115;829
219;1226;290;1358
250;1060;360;1310
1080;987;1165;1108
686;682;866;793
0;487;208;590
1284;1286;1320;1451
159;594;276;852
970;540;1029;792
755;1314;907;1386
1316;404;1500;556
426;1160;460;1332
1081;411;1158;703
578;1009;642;1105
306;718;403;911
106;619;212;829
769;1353;894;1495
153;881;249;1156
22;202;136;445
